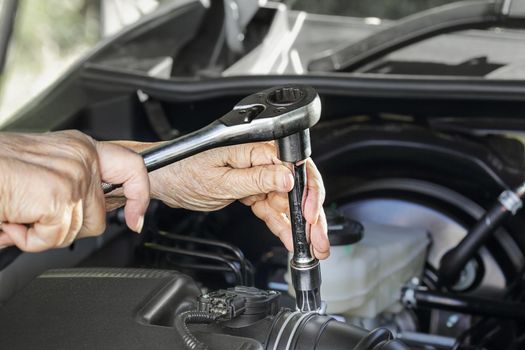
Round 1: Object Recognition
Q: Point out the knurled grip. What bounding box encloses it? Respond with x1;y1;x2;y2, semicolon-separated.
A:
287;161;314;264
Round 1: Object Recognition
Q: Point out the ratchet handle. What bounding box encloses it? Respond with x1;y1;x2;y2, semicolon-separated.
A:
101;86;321;195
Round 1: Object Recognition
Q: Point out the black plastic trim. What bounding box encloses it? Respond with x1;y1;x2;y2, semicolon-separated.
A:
81;64;525;102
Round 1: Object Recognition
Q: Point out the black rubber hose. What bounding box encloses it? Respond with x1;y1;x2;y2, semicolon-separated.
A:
438;201;509;288
174;311;217;350
144;242;244;284
158;231;253;286
438;184;525;288
404;288;525;320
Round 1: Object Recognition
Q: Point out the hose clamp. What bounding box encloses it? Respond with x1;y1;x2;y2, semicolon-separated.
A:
401;287;417;308
498;190;522;215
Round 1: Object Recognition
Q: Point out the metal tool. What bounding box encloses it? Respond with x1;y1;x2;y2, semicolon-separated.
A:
102;85;321;193
273;88;323;313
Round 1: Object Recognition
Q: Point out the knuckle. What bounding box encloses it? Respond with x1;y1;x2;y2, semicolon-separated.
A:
69;160;87;183
46;171;72;202
249;169;262;194
66;129;95;145
60;129;83;139
64;130;97;162
77;142;97;165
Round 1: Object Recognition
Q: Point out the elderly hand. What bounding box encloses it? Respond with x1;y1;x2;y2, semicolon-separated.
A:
0;131;150;252
117;141;330;259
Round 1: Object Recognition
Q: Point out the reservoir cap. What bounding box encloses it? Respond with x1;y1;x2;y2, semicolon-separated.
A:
326;208;363;246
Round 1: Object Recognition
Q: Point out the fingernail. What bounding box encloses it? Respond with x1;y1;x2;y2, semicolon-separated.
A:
282;173;294;191
136;215;145;233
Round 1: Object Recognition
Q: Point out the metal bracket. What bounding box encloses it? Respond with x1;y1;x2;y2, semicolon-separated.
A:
223;0;260;53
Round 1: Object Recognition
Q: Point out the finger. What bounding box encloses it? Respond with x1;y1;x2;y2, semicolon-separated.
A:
226;142;281;168
79;155;106;238
79;181;106;237
239;193;267;206
225;164;294;199
303;159;326;225
251;200;293;251
266;192;289;214
0;231;16;247
0;224;30;250
0;158;83;251
58;200;84;246
96;142;150;233
15;153;96;241
310;209;330;260
2;204;74;252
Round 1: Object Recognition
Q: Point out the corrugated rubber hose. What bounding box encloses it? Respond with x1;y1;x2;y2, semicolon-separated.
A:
174;310;217;350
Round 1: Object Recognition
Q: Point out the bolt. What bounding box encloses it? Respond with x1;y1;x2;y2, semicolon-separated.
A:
446;314;460;328
410;277;420;286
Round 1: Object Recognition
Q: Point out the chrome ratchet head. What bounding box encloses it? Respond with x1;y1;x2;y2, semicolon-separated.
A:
217;85;321;144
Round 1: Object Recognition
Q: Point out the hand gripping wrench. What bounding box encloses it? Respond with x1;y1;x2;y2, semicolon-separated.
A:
102;86;323;312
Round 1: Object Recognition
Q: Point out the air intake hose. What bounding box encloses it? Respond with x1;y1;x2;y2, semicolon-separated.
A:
266;310;409;350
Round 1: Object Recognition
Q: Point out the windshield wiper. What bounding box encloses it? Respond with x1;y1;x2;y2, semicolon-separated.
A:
308;0;525;73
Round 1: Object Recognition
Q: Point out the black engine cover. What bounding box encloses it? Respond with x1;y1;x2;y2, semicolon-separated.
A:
0;268;201;350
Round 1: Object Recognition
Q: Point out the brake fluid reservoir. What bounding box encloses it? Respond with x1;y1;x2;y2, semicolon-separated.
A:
285;210;430;318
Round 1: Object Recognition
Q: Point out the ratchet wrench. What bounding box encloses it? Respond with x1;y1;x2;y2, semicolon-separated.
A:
102;86;321;193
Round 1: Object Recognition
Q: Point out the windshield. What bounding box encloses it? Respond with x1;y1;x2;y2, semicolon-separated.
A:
219;0;525;78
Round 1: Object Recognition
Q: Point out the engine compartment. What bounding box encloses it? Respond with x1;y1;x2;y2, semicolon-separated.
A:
0;267;406;350
2;1;525;348
3;85;525;349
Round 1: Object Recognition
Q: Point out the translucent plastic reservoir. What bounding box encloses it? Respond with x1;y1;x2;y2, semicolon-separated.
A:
286;221;430;318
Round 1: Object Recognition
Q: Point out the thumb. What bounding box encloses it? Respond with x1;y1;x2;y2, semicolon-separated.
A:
226;164;294;199
96;142;150;233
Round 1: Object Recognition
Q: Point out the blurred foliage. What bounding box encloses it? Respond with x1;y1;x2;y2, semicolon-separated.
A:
10;0;100;73
287;0;459;19
0;0;100;122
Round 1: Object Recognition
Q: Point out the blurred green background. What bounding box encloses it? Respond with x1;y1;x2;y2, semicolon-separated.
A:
0;0;101;123
0;0;163;124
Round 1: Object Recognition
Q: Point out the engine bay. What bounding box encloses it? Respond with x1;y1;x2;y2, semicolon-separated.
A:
2;2;525;347
3;86;525;349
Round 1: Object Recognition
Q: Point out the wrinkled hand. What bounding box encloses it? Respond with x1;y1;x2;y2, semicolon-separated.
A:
0;130;149;252
119;141;330;259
